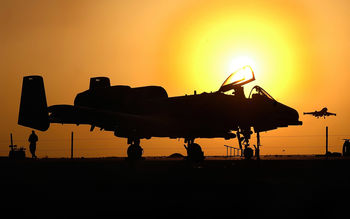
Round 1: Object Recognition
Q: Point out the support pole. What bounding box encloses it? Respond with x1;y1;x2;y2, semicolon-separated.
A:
256;132;260;160
71;132;74;159
10;133;13;146
326;126;328;155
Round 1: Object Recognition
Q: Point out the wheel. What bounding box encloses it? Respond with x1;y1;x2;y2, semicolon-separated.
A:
127;144;143;160
186;143;205;162
244;147;253;160
9;150;14;159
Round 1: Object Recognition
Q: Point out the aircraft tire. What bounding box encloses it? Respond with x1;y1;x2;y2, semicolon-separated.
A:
186;143;205;162
127;144;143;160
244;147;253;160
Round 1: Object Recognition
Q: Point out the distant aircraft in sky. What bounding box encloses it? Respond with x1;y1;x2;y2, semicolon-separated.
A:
303;107;336;119
18;66;302;160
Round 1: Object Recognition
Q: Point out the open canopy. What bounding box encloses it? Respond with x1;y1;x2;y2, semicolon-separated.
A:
219;65;255;92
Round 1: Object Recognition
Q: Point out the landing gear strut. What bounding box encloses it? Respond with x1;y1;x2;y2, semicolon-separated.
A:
237;129;254;160
254;132;261;160
184;138;204;162
127;138;143;160
237;129;261;160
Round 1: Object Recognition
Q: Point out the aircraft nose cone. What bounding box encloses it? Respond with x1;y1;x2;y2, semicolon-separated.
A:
281;104;302;125
290;108;300;121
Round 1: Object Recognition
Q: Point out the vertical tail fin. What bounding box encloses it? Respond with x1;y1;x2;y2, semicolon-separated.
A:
18;76;50;131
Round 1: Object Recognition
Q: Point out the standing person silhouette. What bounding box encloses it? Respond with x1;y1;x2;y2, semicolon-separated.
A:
28;130;38;159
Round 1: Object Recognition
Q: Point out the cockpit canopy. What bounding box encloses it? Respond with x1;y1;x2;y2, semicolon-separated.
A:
248;85;275;100
218;66;275;100
219;65;255;92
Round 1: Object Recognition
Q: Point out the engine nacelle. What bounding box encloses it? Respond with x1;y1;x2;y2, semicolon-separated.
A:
89;77;110;90
74;77;168;112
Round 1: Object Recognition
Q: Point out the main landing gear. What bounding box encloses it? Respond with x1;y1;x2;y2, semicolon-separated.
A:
184;138;205;162
127;138;143;160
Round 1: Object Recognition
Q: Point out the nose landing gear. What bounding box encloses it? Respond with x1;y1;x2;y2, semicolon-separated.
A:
237;129;260;160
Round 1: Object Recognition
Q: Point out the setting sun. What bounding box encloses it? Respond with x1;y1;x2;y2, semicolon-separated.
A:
160;1;311;98
219;65;255;92
227;56;257;75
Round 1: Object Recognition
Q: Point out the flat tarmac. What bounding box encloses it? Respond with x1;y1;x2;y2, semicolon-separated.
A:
1;155;349;217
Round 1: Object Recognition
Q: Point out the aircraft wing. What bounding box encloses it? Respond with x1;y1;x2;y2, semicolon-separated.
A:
303;112;316;115
325;112;336;116
48;104;236;139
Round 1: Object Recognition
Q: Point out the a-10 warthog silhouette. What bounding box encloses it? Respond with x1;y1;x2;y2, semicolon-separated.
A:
18;66;302;160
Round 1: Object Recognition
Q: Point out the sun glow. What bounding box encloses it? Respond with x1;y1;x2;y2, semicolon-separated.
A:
219;65;255;92
161;2;308;97
227;56;257;75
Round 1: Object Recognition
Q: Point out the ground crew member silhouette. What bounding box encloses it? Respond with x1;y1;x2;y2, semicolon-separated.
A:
28;130;38;158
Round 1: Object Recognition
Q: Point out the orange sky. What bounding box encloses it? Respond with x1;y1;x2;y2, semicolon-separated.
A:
1;0;350;157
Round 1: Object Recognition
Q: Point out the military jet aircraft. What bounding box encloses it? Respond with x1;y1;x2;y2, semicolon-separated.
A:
303;107;336;119
18;66;302;160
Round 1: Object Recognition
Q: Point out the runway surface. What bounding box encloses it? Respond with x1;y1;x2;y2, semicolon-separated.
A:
1;156;349;217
